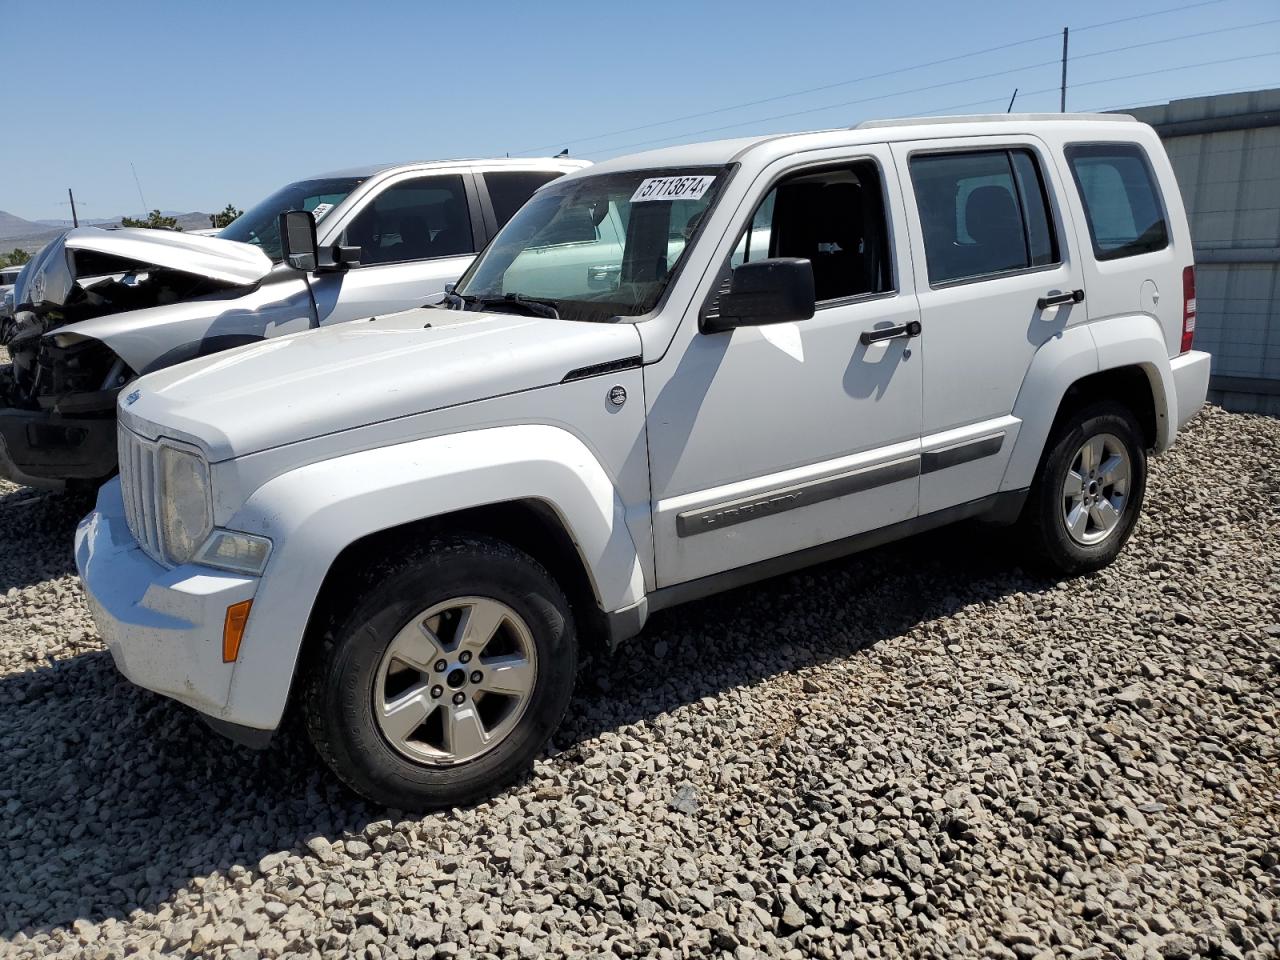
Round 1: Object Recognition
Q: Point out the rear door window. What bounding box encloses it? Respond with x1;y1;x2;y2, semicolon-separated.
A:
1065;143;1169;260
909;149;1060;285
484;171;565;228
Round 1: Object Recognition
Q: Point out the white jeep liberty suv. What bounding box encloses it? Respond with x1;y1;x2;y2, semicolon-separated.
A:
77;114;1210;809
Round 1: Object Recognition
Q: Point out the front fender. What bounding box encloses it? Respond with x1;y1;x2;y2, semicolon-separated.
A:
222;424;645;730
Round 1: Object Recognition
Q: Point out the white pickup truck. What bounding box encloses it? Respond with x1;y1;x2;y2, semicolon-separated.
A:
1;157;586;488
77;114;1210;809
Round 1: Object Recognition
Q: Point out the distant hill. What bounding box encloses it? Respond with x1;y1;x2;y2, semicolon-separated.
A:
0;210;47;240
0;209;216;255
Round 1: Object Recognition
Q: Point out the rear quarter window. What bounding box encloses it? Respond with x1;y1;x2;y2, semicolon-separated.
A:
1065;143;1169;260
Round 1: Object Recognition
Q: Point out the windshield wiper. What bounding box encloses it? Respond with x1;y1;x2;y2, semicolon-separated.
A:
441;289;478;309
472;293;560;320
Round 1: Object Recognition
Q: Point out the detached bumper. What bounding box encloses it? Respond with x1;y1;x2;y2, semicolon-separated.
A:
1170;350;1211;431
0;404;117;488
75;479;262;724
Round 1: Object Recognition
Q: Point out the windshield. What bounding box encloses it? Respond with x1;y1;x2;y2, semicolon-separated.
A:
454;166;726;323
219;176;364;261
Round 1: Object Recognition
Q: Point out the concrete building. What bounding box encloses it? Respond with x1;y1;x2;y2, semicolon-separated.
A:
1123;88;1280;414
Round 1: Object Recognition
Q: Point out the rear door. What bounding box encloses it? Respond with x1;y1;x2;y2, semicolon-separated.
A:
892;135;1086;513
1057;135;1187;359
311;172;485;326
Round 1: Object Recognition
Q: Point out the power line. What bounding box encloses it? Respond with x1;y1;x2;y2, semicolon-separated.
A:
578;24;1278;158
899;51;1279;119
1084;85;1280;112
576;60;1063;157
518;0;1235;155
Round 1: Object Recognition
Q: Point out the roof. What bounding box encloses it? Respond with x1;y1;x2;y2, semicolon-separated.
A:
854;112;1136;129
579;113;1148;177
311;157;591;180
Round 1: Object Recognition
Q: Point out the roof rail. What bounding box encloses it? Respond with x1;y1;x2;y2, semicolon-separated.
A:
853;112;1136;130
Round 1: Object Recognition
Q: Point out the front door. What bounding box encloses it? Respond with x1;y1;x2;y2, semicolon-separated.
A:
646;148;924;588
891;136;1087;513
311;173;482;326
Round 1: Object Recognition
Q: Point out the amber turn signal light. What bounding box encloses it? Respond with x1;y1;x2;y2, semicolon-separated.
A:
223;599;253;663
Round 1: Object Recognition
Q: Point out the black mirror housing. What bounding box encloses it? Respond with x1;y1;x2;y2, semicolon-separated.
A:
704;258;815;333
316;244;362;271
279;210;318;271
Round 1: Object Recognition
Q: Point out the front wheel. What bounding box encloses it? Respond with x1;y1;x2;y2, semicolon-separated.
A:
1023;402;1148;576
303;535;577;810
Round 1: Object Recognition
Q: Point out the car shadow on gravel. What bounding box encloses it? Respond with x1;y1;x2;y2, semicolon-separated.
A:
0;520;1058;939
0;486;93;593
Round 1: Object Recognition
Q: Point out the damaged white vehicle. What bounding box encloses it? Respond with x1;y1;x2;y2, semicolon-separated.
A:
0;157;586;488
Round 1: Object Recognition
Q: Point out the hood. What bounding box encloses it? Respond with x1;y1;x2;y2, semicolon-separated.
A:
120;307;643;461
13;227;271;308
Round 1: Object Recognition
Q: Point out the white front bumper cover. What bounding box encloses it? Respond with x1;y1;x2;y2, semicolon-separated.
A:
75;478;262;727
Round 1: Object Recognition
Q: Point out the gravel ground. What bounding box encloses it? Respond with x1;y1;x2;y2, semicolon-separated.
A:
1;405;1277;960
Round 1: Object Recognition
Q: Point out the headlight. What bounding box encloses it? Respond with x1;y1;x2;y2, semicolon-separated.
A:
157;443;213;566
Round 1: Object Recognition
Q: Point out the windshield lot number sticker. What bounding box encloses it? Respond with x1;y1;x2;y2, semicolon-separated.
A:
631;176;716;203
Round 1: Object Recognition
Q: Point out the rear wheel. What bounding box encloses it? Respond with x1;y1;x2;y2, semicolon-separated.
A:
303;535;577;810
1023;402;1147;576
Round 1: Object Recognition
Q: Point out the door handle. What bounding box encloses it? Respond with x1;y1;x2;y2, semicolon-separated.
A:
1037;289;1085;310
860;319;922;346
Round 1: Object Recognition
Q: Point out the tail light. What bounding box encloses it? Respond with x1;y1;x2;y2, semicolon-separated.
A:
1181;265;1196;353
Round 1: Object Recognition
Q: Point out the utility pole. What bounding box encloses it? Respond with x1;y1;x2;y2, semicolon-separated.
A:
67;188;79;228
1060;27;1069;113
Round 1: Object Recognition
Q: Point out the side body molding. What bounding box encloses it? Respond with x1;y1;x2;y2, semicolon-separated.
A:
1001;314;1176;494
222;424;646;730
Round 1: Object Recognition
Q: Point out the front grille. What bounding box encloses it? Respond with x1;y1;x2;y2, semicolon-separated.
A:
118;426;165;565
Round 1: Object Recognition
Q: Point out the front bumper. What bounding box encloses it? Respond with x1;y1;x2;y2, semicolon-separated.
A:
0;404;117;488
75;478;262;724
1170;349;1211;431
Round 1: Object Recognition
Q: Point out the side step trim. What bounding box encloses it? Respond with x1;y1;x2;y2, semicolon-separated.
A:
648;489;1029;618
676;455;919;537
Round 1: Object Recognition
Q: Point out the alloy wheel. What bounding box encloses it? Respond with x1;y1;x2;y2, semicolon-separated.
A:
373;596;537;766
1061;432;1132;546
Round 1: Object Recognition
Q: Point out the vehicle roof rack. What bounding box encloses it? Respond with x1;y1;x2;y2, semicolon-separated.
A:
853;112;1135;129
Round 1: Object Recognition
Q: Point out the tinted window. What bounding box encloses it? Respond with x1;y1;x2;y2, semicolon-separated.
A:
731;160;893;302
909;149;1060;285
484;171;564;228
1066;143;1168;260
344;175;472;265
219;176;364;261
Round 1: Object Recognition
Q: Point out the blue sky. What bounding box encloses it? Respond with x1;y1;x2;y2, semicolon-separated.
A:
2;0;1277;221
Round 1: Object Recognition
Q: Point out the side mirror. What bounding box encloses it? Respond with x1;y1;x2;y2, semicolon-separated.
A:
703;257;815;333
278;210;317;271
316;244;362;271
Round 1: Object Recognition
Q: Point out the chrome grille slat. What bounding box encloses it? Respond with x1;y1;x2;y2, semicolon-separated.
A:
118;427;165;565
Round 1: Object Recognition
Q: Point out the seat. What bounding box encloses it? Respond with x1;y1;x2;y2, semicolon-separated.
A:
427;201;470;258
396;214;432;260
814;183;875;299
963;185;1025;275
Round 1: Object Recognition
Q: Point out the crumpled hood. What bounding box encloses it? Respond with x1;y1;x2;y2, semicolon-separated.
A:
13;226;271;308
120;307;642;461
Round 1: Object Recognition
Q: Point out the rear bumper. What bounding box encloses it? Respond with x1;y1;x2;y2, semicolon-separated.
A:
1170;350;1211;431
0;404;117;488
75;478;262;724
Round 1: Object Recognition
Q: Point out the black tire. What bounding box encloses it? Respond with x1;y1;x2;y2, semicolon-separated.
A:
302;535;577;811
1023;401;1147;576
